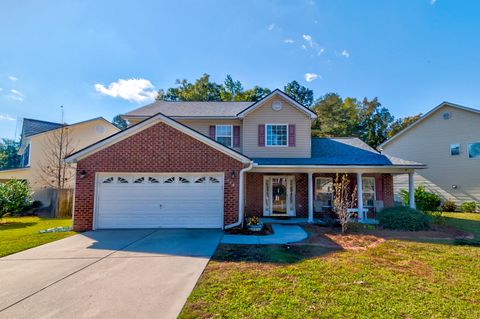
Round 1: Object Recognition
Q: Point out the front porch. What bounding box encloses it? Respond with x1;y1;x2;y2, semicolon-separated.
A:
245;169;417;224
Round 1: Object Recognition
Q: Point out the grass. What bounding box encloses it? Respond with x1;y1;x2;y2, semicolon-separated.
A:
442;212;480;238
180;213;480;319
0;216;75;257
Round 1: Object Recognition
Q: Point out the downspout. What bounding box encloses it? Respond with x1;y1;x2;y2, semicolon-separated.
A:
224;161;254;229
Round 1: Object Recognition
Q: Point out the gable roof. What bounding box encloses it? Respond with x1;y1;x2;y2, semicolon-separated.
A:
122;89;317;120
65;113;251;164
236;89;317;119
379;101;480;149
253;137;424;167
21;118;63;138
124;101;253;118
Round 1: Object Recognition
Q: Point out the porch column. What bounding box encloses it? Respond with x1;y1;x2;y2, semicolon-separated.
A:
357;172;364;221
308;172;314;223
408;172;416;209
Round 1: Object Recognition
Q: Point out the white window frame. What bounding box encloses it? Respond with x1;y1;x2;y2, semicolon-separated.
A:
467;142;480;159
314;177;333;209
265;124;289;147
215;125;233;148
362;176;376;207
450;144;461;156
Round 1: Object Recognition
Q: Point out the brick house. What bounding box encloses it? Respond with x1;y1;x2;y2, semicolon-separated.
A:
66;90;423;231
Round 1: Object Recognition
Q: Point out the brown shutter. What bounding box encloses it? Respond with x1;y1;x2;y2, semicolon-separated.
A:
288;124;296;147
209;126;216;139
258;124;265;146
233;126;240;148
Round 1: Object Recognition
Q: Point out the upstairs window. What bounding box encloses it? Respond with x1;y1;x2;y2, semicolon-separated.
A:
266;124;288;147
468;142;480;159
22;143;31;167
215;125;232;147
450;144;460;156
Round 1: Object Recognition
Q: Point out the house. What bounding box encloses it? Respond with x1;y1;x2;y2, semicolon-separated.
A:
0;118;119;207
65;90;424;231
380;102;480;206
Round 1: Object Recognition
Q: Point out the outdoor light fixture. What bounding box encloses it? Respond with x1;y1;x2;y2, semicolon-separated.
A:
452;185;458;189
231;170;236;179
79;170;87;179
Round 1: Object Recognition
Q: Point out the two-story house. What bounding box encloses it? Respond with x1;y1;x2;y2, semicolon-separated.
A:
380;102;480;207
66;90;424;231
0;118;119;207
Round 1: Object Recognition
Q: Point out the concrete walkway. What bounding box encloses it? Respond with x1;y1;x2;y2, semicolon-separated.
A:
221;224;308;245
0;229;222;319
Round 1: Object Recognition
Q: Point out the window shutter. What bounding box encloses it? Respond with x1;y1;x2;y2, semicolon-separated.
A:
233;126;240;148
288;124;296;147
209;126;216;139
258;124;265;147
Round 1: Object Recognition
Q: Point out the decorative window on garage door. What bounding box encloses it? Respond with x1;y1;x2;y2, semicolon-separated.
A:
133;177;145;184
148;177;159;183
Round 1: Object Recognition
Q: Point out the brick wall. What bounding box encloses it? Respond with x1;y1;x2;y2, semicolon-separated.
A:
73;121;245;231
383;174;394;208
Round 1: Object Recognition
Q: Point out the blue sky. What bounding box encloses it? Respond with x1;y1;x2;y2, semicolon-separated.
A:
1;0;479;139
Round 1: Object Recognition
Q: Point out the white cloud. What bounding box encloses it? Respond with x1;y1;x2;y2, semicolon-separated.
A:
430;0;437;4
95;78;157;103
301;44;307;50
304;73;319;82
9;89;24;102
318;48;325;55
283;39;294;44
268;23;275;31
341;49;350;58
302;34;313;47
0;113;15;121
8;75;18;81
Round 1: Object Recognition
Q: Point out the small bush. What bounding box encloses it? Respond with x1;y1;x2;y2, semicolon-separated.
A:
427;211;446;225
0;179;33;218
441;200;457;212
377;206;431;231
460;201;477;213
400;186;441;212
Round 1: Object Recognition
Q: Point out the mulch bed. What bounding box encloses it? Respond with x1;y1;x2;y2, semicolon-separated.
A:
224;223;273;236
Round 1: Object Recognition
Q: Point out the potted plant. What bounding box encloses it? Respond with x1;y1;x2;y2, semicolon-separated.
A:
246;216;263;232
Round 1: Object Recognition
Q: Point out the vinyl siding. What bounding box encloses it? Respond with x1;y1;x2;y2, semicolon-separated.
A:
242;97;312;158
177;119;243;152
382;105;480;205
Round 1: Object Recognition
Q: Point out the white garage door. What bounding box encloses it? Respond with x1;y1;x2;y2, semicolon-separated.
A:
95;173;224;229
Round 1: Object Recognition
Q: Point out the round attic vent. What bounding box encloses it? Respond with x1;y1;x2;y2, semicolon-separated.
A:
442;112;452;120
272;101;282;111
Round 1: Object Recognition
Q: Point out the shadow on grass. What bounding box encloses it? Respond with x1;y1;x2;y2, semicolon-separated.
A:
0;222;37;230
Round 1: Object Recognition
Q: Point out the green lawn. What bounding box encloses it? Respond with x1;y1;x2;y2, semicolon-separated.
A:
442;212;480;238
0;216;75;258
180;214;480;319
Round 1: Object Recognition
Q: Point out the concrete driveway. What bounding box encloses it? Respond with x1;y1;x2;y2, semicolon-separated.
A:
0;229;223;319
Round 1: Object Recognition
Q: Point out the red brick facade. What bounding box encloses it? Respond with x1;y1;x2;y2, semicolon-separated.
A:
73;121;245;231
245;172;394;219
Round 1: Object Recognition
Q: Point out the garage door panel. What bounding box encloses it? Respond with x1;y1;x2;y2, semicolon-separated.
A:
95;173;224;229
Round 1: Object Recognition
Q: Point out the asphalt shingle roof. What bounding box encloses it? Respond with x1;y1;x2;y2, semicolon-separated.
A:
22;119;63;138
253;137;424;166
124;101;254;118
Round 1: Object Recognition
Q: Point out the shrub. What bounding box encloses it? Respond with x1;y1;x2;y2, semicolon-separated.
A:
427;211;446;225
0;179;33;218
441;200;457;212
460;201;477;213
400;186;441;212
377;206;431;231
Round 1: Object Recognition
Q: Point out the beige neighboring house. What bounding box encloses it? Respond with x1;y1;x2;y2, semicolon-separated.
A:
380;102;480;206
0;117;119;207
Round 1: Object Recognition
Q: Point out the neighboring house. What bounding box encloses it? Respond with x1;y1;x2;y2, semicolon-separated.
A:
66;89;424;231
0;118;119;206
380;102;480;206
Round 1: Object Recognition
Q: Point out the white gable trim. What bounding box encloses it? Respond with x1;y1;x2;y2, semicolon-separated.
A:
64;113;251;164
237;89;317;119
379;102;480;149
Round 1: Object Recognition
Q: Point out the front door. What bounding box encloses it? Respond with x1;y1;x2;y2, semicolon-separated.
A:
263;176;296;216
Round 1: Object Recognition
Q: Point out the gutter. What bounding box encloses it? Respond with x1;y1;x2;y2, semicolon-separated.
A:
224;161;254;229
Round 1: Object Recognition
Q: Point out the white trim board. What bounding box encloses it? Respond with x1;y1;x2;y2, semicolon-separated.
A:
65;113;251;164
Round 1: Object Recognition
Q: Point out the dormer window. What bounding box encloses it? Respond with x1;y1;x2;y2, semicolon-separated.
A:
215;125;233;147
266;124;288;147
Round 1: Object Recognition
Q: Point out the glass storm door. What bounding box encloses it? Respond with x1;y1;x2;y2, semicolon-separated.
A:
264;176;296;216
